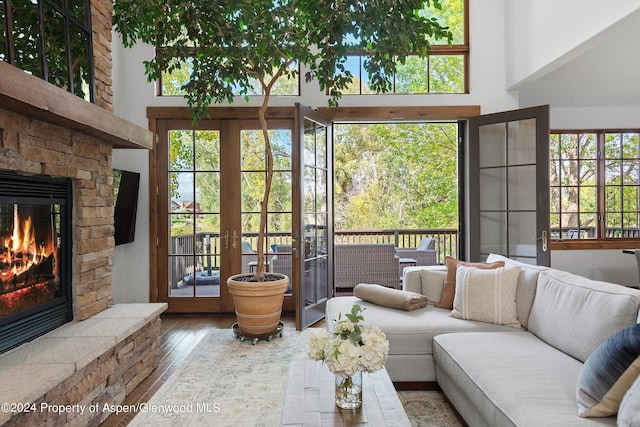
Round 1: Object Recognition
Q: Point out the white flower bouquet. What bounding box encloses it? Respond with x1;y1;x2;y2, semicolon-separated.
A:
306;304;389;377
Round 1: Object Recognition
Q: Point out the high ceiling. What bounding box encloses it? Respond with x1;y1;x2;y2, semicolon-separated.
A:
515;9;640;109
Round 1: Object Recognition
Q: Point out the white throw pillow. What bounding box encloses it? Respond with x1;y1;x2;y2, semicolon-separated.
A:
450;265;522;327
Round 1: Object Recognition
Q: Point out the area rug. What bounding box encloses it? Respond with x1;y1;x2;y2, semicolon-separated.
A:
129;327;461;426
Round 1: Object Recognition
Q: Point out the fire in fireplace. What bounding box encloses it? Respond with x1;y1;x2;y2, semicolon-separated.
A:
0;172;72;353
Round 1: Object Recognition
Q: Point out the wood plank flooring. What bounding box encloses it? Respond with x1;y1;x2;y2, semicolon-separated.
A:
100;313;298;426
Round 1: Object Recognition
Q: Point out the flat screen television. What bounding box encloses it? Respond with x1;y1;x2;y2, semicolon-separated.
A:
113;169;140;246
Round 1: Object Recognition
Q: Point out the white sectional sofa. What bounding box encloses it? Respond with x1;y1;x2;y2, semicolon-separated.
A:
325;254;640;426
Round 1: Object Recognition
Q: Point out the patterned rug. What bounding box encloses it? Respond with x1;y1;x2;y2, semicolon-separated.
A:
129;327;462;426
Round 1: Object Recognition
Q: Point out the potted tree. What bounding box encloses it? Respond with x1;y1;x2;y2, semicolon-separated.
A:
113;0;452;337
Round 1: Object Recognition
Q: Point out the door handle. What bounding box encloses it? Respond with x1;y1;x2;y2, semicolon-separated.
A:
232;231;240;249
536;230;548;252
223;230;229;250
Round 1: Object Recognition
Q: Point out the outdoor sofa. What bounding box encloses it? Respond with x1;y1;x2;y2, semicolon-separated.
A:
334;243;400;289
326;253;640;426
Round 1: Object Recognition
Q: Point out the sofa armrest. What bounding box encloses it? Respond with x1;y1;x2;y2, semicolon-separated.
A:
403;265;447;302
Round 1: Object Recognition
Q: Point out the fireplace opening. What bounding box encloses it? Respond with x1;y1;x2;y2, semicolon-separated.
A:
0;172;72;354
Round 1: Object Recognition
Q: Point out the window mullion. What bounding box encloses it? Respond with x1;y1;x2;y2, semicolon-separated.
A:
596;131;606;239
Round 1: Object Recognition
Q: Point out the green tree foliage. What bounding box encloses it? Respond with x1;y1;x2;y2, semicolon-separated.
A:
335;122;458;230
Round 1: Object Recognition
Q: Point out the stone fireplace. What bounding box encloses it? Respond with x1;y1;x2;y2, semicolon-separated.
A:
0;46;162;424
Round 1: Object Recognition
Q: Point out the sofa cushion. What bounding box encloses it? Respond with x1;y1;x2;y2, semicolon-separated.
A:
618;375;640;427
485;253;548;329
577;323;640;417
435;257;505;309
353;283;428;311
326;296;525;382
419;269;446;304
433;332;617;426
450;265;521;327
528;269;640;363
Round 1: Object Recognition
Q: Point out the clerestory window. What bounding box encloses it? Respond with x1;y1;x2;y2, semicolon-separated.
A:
1;0;95;103
550;130;640;246
340;0;468;95
158;0;468;97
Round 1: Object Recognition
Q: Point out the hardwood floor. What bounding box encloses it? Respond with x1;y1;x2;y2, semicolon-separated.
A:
100;313;301;426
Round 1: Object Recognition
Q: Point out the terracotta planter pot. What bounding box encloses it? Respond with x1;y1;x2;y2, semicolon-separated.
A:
227;273;289;336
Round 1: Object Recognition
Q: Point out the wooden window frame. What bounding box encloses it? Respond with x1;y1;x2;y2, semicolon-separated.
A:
550;129;640;251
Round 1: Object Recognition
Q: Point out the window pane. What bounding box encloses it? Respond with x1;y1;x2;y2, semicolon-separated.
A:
43;4;69;91
395;56;428;93
13;1;42;77
270;171;292;212
70;26;91;101
605;133;622;158
424;0;465;45
162;58;192;96
341;55;361;94
622;160;639;184
195;172;220;213
605;160;621;184
606;186;621;213
429;55;464;93
241;171;264;213
194;130;220;171
622;133;639;158
579;186;597;212
68;0;87;24
1;4;7;62
169;130;194;171
271;130;292;170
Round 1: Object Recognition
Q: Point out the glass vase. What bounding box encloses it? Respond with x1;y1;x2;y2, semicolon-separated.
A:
335;371;363;409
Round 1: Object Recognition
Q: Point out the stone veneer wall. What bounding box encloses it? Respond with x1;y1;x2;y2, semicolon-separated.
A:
0;108;115;320
91;0;114;112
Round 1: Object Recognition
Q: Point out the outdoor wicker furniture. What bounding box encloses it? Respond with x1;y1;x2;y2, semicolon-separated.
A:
334;243;401;289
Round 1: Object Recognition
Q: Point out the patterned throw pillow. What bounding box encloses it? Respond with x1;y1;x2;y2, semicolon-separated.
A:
450;265;521;327
577;323;640;417
434;256;505;309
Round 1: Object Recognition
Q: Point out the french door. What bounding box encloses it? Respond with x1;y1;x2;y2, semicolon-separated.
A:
154;116;295;313
468;105;550;266
295;104;333;330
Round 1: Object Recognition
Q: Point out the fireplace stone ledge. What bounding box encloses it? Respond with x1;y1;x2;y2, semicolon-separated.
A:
0;302;167;426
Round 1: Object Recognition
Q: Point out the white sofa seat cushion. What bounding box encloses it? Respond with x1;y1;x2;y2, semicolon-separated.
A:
326;296;525;381
433;332;617;426
528;269;640;363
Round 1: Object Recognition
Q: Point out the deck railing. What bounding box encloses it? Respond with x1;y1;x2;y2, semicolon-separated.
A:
169;228;458;285
334;229;458;265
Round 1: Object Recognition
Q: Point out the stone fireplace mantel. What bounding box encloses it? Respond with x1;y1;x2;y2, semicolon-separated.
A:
0;61;152;150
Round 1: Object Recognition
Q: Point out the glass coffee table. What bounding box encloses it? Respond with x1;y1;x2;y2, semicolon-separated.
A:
281;359;410;426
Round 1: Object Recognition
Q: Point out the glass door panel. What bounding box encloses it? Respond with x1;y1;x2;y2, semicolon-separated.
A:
470;106;550;266
297;104;332;330
168;129;222;299
240;124;293;296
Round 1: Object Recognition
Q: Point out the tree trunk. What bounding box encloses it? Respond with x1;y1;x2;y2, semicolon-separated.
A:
254;89;273;281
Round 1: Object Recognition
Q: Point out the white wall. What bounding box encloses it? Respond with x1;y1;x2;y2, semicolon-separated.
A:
111;149;150;303
504;0;640;90
505;1;640;286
